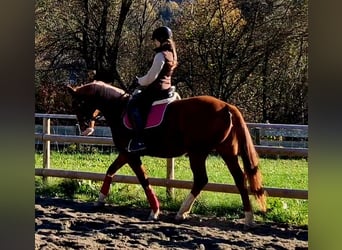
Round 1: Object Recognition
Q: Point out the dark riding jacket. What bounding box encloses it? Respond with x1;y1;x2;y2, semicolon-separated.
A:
150;45;175;91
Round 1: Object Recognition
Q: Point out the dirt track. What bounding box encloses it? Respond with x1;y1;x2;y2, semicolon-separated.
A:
35;197;308;249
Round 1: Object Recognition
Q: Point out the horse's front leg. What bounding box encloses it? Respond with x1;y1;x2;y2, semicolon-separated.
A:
95;152;128;206
175;152;209;221
128;156;160;220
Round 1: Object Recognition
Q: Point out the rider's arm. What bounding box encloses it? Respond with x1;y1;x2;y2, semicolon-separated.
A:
81;120;95;136
81;109;99;136
137;52;165;86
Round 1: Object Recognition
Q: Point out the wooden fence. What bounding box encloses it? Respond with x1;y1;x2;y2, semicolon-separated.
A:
34;113;308;200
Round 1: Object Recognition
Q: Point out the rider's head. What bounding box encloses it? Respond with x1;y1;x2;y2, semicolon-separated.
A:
152;26;177;69
151;26;173;44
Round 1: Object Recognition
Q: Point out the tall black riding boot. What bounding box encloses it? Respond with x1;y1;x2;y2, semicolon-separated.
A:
127;108;146;152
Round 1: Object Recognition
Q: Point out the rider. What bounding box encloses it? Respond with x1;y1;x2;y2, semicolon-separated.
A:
127;26;178;152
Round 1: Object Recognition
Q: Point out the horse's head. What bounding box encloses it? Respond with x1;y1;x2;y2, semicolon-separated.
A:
67;85;98;132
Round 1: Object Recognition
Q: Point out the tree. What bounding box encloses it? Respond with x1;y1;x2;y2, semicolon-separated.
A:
35;0;308;124
234;0;308;123
35;0;134;86
174;0;308;123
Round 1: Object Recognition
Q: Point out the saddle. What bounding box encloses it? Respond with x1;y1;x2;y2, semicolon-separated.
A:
123;89;180;130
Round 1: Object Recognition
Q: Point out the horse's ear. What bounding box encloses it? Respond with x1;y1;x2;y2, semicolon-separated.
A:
66;85;76;96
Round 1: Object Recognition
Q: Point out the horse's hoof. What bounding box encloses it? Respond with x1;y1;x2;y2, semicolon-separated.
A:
175;215;183;221
243;221;258;230
93;201;105;208
148;209;160;221
175;213;189;221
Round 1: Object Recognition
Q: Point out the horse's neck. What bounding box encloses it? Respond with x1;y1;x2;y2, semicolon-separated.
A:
97;95;128;123
89;83;128;122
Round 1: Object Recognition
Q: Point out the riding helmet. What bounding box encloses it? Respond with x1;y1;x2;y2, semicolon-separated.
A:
151;26;173;43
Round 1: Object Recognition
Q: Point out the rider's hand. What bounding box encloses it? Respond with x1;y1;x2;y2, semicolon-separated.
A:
128;77;139;93
81;127;95;136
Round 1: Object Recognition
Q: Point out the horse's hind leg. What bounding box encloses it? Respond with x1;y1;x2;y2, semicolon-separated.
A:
175;152;209;220
95;152;128;206
216;146;255;227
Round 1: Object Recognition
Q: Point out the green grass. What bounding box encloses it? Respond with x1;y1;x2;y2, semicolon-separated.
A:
35;150;308;225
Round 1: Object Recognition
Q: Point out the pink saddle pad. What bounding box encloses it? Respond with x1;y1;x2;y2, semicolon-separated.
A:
123;99;173;129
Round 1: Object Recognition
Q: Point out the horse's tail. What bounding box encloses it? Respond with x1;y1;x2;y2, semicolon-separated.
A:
232;106;267;212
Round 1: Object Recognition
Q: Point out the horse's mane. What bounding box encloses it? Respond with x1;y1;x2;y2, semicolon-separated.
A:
77;81;128;100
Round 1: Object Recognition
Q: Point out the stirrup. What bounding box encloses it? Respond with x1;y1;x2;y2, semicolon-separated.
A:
127;139;146;152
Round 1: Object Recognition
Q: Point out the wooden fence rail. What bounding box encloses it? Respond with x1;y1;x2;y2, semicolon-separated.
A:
35;168;307;199
35;113;308;200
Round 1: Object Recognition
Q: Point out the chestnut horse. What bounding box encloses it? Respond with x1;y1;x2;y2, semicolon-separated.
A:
67;81;266;228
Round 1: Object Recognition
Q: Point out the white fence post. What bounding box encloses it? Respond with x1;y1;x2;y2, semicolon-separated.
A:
42;117;50;182
166;158;175;198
